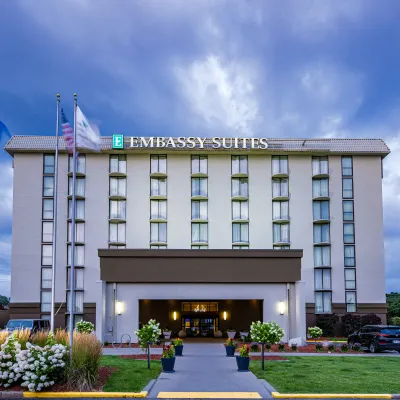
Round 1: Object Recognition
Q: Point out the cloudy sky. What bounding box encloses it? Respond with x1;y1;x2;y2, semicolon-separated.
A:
1;0;400;296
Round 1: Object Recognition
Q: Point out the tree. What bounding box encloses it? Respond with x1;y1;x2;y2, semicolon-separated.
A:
0;296;10;308
387;292;400;319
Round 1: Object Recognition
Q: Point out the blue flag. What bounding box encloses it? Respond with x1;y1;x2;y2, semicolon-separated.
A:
0;121;11;139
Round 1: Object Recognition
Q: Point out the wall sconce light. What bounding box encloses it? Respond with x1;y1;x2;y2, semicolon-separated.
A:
223;311;227;321
173;311;177;321
279;301;285;315
116;301;123;315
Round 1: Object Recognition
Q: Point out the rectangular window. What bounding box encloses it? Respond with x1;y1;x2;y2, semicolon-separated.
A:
44;154;55;174
232;223;249;243
312;178;329;198
68;199;85;220
272;201;289;220
68;154;86;174
315;292;332;313
313;224;330;244
67;268;84;290
232;155;248;175
191;200;208;220
109;200;126;219
343;200;354;221
150;222;167;243
232;201;249;220
109;245;127;249
43;199;54;220
273;223;290;243
191;245;209;249
345;269;356;290
66;314;84;329
191;223;208;243
273;245;290;250
272;178;289;198
43;176;54;197
191;178;208;197
41;244;53;266
342;178;353;198
110;155;126;174
312;156;328;176
110;177;127;197
67;222;85;243
315;269;331;290
109;222;126;243
191;156;207;174
272;156;288;175
42;221;53;243
232;178;248;197
67;245;85;266
68;177;85;197
343;223;355;244
150;178;167;197
150;245;167;249
151;155;167;174
314;246;330;267
313;201;329;221
67;291;84;313
41;292;52;312
346;291;357;312
342;156;353;176
232;245;249;249
344;245;355;267
41;268;52;289
151;200;167;220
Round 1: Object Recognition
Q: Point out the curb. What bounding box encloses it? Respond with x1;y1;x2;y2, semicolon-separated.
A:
271;393;392;399
142;379;157;395
23;391;148;398
0;392;23;398
258;379;277;396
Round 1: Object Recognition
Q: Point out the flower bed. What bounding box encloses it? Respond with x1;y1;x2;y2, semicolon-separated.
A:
250;355;288;361
238;343;361;353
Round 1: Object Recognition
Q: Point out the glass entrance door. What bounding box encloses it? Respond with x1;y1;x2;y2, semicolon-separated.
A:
182;317;219;337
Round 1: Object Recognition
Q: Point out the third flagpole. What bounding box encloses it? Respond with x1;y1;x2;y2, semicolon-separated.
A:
50;94;60;332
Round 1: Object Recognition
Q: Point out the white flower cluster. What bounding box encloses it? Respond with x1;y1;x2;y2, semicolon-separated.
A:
0;334;67;392
76;320;95;334
307;326;323;339
250;320;285;344
135;319;162;350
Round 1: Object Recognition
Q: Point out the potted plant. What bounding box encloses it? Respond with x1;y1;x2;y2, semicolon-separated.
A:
163;328;172;340
161;345;175;372
239;328;249;341
236;344;250;371
227;328;236;339
173;338;184;356
225;338;236;357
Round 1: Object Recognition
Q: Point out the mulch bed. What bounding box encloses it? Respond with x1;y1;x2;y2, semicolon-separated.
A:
235;343;360;354
119;354;162;360
104;343;163;348
250;355;288;361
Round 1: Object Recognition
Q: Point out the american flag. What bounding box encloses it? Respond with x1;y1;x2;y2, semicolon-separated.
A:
61;108;74;152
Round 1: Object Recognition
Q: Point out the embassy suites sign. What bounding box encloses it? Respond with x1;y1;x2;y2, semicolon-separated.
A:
112;134;269;150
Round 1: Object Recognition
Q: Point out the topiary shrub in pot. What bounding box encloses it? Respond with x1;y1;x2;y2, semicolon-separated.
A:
225;338;236;357
236;344;250;371
173;338;183;356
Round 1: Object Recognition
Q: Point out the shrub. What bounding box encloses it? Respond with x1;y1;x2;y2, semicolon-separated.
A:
250;321;285;345
30;331;50;348
353;342;361;352
239;345;250;357
315;343;323;352
327;344;335;352
278;343;285;352
226;338;235;347
265;343;271;352
250;344;259;352
173;338;183;346
162;345;175;358
316;314;339;336
14;329;31;350
0;333;21;387
341;314;362;336
307;326;323;339
391;316;400;326
361;313;381;326
76;321;94;334
341;344;349;352
135;319;161;351
290;343;298;352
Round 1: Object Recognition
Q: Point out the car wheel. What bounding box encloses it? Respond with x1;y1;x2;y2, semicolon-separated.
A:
369;342;378;353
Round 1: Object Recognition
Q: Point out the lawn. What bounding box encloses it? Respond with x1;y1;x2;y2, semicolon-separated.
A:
250;356;400;394
100;356;161;392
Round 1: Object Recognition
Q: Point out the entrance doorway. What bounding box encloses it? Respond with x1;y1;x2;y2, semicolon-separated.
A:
182;316;219;337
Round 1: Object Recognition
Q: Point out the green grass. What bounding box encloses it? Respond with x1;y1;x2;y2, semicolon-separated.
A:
250;356;400;394
100;356;161;392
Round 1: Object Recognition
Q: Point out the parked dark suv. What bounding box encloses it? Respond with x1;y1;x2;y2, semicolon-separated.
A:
348;325;400;353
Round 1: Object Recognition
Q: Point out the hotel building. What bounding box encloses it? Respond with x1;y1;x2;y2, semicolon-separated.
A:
4;136;389;341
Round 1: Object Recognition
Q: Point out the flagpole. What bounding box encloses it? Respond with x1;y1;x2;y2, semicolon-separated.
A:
69;93;78;362
50;94;60;332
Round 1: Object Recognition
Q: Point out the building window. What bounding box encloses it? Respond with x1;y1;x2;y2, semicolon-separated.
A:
151;200;167;220
273;245;290;250
313;201;329;221
42;221;53;243
150;178;167;197
314;269;331;290
312;156;328;176
150;245;167;249
272;178;289;198
314;246;330;267
272;201;289;221
191;245;208;249
109;245;126;249
232;155;248;175
273;223;289;244
272;156;288;175
345;269;356;290
67;291;84;313
343;223;355;244
233;245;249;249
109;200;126;219
313;224;330;244
232;223;249;243
192;200;208;220
191;223;208;243
43;176;54;197
344;245;355;267
68;199;85;220
232;201;249;220
41;268;52;289
67;268;84;290
315;292;332;313
342;178;353;198
150;222;167;243
345;291;357;312
43;154;55;174
343;200;354;221
109;177;127;197
66;314;84;329
192;156;207;175
191;178;208;197
41;292;52;312
43;199;54;220
41;244;53;266
110;155;127;174
232;178;248;197
67;245;85;266
312;178;329;198
68;154;86;174
67;222;85;243
151;155;167;174
109;222;126;243
342;156;353;176
68;177;85;197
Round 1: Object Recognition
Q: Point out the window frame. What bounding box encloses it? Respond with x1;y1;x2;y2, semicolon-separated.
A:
232;222;249;244
272;155;289;175
231;155;248;175
43;154;55;174
345;291;357;313
344;268;356;290
150;155;167;174
342;156;353;176
315;291;332;314
191;155;208;175
343;200;354;221
344;245;356;267
342;177;354;199
343;222;355;244
191;222;208;243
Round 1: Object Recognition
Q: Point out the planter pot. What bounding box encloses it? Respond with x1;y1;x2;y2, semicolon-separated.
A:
174;345;183;356
178;330;187;338
161;357;175;372
227;331;236;339
225;345;235;357
236;356;250;371
163;332;171;340
240;331;249;338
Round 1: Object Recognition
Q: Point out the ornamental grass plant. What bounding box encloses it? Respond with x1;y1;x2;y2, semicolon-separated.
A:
0;331;9;346
14;329;30;350
54;329;68;346
30;331;49;347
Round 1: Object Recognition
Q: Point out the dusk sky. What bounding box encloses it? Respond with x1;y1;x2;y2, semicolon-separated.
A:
1;0;400;296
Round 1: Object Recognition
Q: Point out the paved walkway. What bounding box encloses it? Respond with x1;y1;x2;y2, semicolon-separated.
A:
147;343;272;399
